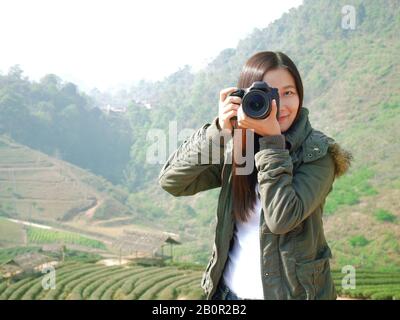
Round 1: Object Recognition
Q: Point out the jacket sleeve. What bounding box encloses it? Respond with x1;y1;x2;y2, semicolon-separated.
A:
158;117;230;197
254;134;335;235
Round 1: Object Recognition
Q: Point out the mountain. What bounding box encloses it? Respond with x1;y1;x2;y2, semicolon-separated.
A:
0;71;132;184
121;0;399;270
0;135;173;243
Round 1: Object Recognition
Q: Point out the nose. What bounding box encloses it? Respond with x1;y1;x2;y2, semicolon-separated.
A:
278;105;289;114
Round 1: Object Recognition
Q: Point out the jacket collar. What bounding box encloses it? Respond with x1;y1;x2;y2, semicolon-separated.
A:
283;107;313;153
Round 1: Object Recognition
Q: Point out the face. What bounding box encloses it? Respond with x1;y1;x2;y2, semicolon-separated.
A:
262;68;300;133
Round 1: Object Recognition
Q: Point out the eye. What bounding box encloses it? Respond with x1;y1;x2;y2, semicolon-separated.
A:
284;90;295;96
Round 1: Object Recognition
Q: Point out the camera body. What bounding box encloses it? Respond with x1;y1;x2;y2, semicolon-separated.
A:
229;81;280;120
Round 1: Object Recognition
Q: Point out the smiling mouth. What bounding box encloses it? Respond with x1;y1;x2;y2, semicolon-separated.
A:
278;115;289;121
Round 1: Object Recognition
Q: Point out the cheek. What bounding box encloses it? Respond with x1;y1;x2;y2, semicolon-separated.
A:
281;96;299;115
279;97;300;132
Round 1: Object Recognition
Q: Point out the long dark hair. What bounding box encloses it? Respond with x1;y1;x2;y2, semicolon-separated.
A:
232;51;304;222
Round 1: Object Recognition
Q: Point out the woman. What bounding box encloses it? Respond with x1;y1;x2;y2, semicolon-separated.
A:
158;51;352;300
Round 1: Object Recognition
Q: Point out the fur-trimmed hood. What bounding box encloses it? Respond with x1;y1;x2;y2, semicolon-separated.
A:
327;142;353;177
301;131;353;179
300;128;353;178
284;107;353;179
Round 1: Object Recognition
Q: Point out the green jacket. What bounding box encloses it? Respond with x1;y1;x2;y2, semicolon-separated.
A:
158;107;352;300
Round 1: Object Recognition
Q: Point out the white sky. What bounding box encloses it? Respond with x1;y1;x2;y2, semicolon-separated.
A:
0;0;302;92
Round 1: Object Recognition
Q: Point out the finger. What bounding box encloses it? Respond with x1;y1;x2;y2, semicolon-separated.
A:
237;120;249;129
224;109;238;120
224;95;242;106
222;103;239;113
219;87;238;102
271;99;278;117
237;106;247;121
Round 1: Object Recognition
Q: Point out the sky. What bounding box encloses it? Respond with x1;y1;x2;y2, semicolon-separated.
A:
0;0;303;92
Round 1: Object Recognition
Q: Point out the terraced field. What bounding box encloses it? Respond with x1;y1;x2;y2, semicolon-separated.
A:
0;135;136;225
1;259;400;299
26;227;107;250
332;270;400;300
0;262;204;300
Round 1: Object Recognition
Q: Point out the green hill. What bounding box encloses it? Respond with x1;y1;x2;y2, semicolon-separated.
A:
120;0;400;271
0;135;170;244
0;72;132;185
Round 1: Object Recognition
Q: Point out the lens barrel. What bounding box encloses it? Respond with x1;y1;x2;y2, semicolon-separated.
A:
242;89;271;119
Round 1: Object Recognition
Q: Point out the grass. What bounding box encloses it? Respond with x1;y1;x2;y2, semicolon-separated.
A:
374;209;397;223
329;232;400;272
324;167;378;215
349;235;370;247
0;218;26;246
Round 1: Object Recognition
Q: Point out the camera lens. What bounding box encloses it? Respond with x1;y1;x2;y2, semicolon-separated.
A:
248;94;265;112
242;90;270;119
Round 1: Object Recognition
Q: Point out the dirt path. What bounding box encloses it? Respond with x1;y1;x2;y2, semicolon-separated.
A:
6;218;53;230
85;199;103;219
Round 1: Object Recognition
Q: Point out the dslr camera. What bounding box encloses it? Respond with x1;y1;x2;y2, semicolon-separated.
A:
229;81;280;120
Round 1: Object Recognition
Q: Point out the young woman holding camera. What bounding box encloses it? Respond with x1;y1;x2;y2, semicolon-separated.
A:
158;51;352;300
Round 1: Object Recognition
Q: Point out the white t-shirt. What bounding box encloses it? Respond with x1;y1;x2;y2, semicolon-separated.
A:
222;183;264;299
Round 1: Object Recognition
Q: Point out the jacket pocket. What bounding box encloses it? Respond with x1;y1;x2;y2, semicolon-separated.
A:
295;256;334;300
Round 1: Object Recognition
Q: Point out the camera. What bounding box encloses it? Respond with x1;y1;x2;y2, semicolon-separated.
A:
229;81;280;120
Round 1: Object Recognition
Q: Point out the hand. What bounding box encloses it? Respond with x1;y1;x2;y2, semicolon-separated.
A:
237;99;281;136
217;87;242;133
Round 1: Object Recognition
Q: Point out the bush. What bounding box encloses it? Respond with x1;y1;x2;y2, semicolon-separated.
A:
374;209;396;223
349;235;370;247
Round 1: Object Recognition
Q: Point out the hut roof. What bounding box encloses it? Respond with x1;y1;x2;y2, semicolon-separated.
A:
12;252;52;270
41;244;64;252
112;230;181;254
